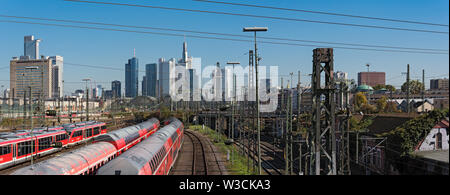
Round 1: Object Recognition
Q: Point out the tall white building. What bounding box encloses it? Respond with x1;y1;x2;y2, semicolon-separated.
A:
24;35;41;60
158;58;176;97
50;56;64;98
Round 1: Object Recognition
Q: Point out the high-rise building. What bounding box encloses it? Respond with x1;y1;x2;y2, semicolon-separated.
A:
159;58;176;98
125;57;139;98
145;63;157;97
50;56;64;98
430;79;449;90
10;57;53;98
112;80;121;98
358;72;386;87
24;35;41;60
92;84;102;98
142;75;147;96
179;41;193;69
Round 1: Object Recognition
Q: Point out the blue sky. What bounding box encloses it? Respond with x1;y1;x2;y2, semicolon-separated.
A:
0;0;448;95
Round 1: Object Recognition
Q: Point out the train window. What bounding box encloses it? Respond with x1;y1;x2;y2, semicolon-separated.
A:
0;145;11;155
93;127;100;135
86;128;93;137
38;137;52;151
73;131;82;138
101;125;107;130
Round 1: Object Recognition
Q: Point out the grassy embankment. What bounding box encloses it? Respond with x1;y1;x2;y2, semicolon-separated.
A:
189;125;257;175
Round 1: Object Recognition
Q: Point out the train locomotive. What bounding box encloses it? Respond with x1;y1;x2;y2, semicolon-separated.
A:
10;118;160;175
96;117;184;175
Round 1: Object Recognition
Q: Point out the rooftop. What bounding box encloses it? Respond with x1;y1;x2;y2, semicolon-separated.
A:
413;150;449;164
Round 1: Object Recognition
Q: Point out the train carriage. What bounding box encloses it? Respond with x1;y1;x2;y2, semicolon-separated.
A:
63;121;107;146
93;118;160;155
96;117;183;175
10;118;161;174
11;142;117;175
0;121;107;171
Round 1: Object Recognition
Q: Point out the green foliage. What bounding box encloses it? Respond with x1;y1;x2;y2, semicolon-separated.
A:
385;85;396;92
376;96;388;113
379;109;449;160
401;80;424;94
159;105;171;120
349;116;374;132
386;101;400;113
354;92;368;109
373;84;386;91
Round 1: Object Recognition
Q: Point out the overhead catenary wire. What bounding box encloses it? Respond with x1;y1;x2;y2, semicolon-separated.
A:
0;19;448;55
63;0;449;35
0;14;447;52
193;0;450;27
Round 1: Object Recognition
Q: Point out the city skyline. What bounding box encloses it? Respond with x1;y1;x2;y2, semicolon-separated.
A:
0;0;448;96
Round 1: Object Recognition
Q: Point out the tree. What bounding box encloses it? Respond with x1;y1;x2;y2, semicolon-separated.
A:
354;92;368;109
373;84;386;91
401;80;424;94
376;96;388;112
385;84;396;92
386;101;400;113
361;103;377;113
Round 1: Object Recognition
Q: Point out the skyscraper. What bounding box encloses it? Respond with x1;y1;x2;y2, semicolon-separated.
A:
24;35;41;60
159;58;176;98
50;56;64;98
10;57;53;98
142;75;147;96
145;63;157;97
125;57;139;98
11;36;53;99
112;80;121;98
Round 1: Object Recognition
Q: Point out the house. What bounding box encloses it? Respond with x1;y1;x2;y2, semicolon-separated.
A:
397;99;434;113
411;118;449;175
416;119;449;151
413;101;434;113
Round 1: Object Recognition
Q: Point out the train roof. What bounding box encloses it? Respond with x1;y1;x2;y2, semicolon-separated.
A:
11;142;116;175
96;118;182;175
0;129;66;144
93;118;158;143
63;121;106;133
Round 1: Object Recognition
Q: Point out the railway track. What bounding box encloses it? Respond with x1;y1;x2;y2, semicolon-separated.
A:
185;131;208;175
170;130;226;175
234;139;282;175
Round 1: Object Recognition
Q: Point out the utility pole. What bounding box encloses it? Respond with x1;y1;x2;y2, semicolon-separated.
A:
406;64;410;115
244;27;268;175
83;78;91;121
284;79;289;175
422;69;425;113
366;64;371;106
297;71;302;175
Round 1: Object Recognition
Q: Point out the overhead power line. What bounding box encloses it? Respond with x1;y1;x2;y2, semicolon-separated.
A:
0;19;448;55
64;0;449;35
193;0;449;27
0;14;447;52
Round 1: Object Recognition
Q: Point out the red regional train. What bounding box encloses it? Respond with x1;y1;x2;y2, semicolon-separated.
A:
96;117;184;175
0;121;107;170
10;118;160;175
